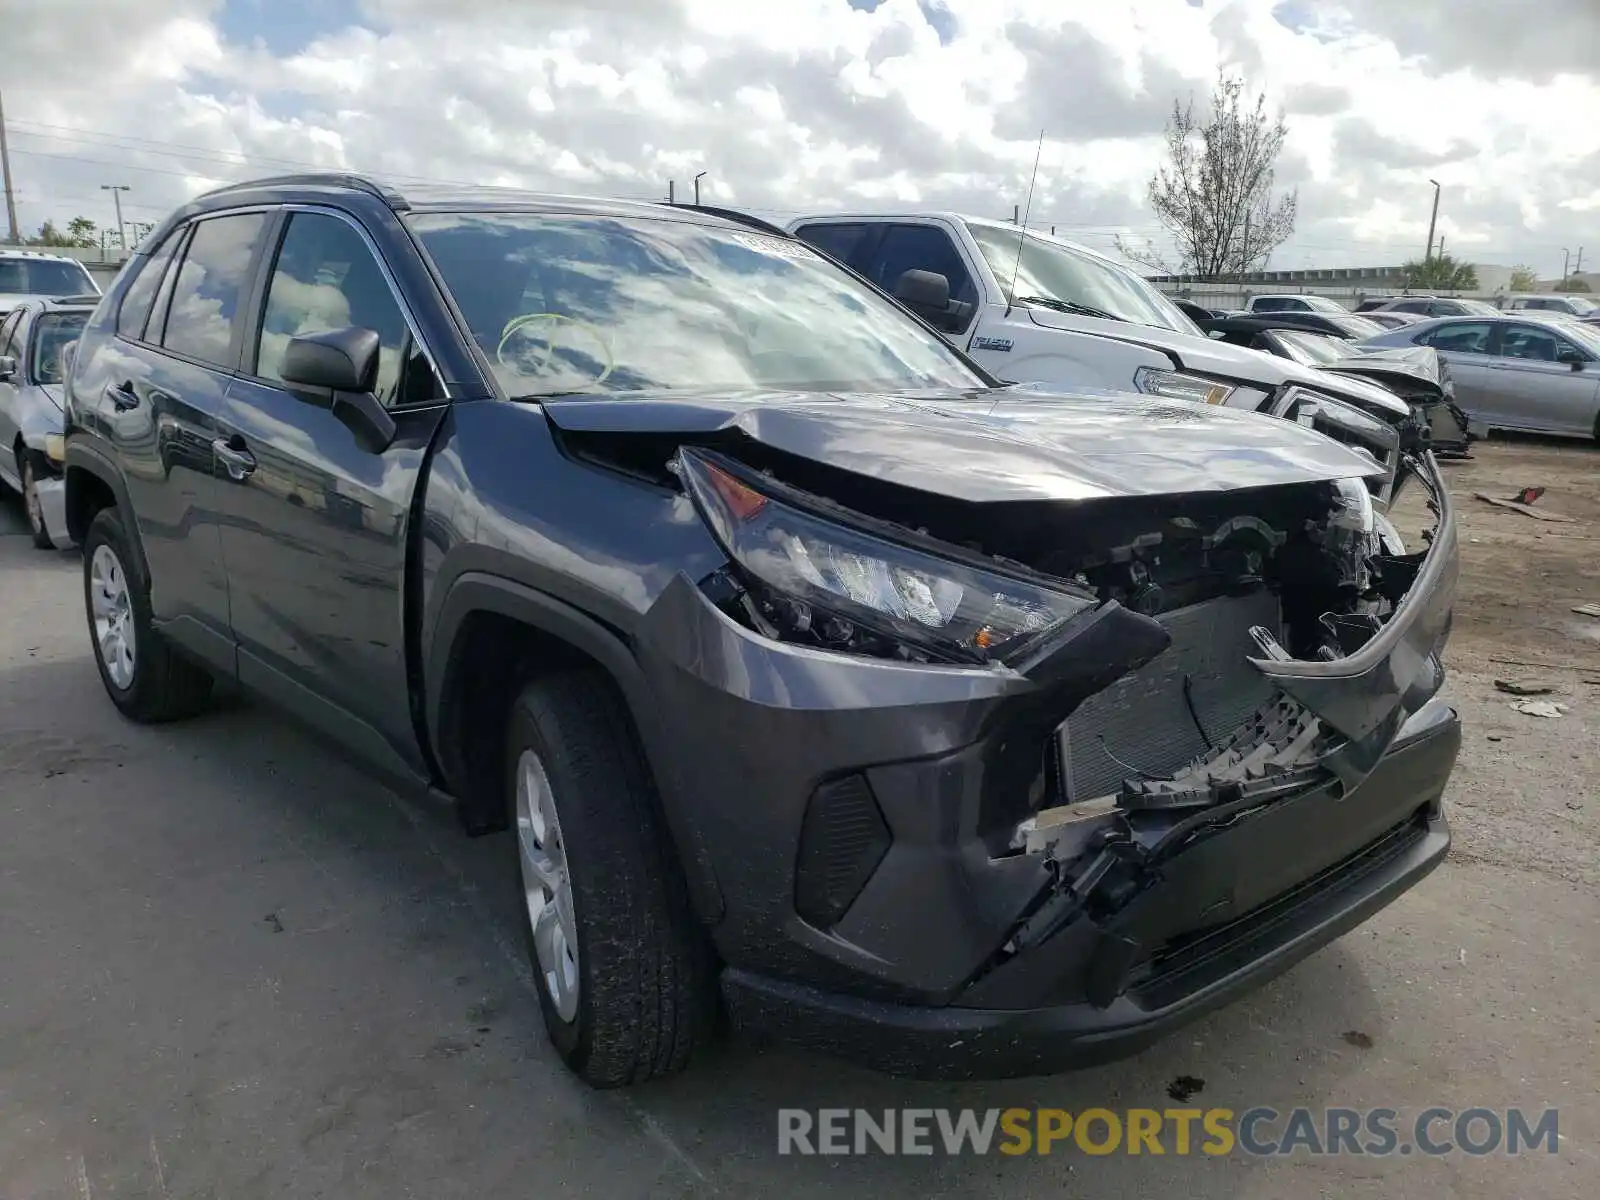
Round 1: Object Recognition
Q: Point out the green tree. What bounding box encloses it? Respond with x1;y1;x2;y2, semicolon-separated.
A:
26;216;98;249
1401;253;1478;291
1116;73;1298;279
1553;276;1592;293
1508;264;1538;291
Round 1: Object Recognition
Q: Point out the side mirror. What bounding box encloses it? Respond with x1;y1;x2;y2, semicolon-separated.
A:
1557;349;1587;370
0;355;15;382
280;326;396;453
893;270;973;334
282;326;381;392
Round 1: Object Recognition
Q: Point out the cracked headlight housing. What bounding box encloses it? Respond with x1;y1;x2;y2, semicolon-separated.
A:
679;448;1095;664
1133;366;1234;406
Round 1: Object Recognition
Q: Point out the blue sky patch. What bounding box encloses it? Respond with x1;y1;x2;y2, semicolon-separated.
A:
217;0;381;57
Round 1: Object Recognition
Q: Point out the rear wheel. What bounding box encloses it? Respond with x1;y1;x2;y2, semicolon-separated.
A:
19;452;54;550
82;507;213;722
506;670;713;1087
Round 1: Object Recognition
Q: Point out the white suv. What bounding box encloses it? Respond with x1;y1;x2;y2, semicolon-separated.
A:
0;249;101;318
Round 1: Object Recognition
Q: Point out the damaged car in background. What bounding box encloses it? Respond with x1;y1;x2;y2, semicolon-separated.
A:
65;178;1460;1085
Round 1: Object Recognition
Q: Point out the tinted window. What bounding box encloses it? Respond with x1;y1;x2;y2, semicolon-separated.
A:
30;312;89;383
1416;321;1492;354
1253;297;1299;311
160;213;266;368
1392;300;1432;314
256;213;410;406
794;223;872;266
868;224;977;307
0;257;95;297
0;310;20;359
1500;324;1587;363
411;212;984;397
116;229;183;340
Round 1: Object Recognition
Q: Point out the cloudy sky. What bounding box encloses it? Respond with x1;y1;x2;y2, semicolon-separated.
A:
4;0;1599;278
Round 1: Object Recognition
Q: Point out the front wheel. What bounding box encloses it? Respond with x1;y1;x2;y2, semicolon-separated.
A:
506;671;714;1087
82;507;214;722
19;453;54;550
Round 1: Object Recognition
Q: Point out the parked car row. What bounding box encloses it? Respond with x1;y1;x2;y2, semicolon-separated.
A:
19;177;1467;1090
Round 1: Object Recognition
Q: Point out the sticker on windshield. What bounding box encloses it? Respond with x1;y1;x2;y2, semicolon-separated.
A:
728;232;818;261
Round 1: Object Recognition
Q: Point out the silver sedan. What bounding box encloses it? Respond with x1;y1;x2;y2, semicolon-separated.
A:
0;298;94;547
1361;313;1600;442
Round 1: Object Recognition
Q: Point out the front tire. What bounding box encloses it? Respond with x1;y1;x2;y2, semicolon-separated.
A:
82;507;213;722
506;670;713;1087
20;453;54;550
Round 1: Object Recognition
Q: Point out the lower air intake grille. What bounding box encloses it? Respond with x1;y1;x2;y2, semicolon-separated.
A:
1057;589;1282;802
794;774;891;929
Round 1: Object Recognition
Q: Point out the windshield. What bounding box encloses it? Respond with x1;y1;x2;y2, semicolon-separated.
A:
963;222;1196;333
1327;314;1386;338
1291;295;1346;313
409;213;986;396
30;311;88;383
1272;330;1354;366
1556;320;1600;356
1457;299;1498;315
1566;296;1597;315
0;258;96;298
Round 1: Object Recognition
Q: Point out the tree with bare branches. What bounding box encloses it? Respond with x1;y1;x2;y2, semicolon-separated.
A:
1117;75;1297;280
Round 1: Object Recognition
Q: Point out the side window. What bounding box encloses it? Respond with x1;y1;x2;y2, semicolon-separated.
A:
161;213;267;368
1416;322;1492;355
1393;300;1429;314
794;222;872;267
116;228;183;341
866;224;977;307
255;212;413;406
1501;324;1581;363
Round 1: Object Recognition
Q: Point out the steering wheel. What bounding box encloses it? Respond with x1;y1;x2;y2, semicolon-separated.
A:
495;313;614;389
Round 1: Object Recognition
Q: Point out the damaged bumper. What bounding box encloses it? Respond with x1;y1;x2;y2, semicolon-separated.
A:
637;453;1460;1078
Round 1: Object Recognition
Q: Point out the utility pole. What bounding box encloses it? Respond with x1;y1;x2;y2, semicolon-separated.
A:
0;89;20;245
693;171;707;206
666;179;675;206
1562;248;1572;281
101;184;130;249
1574;246;1585;278
1012;204;1019;224
1424;178;1441;263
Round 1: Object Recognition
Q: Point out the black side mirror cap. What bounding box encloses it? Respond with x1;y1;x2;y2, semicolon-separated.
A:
282;326;381;393
0;355;15;382
894;269;951;311
1557;350;1587;369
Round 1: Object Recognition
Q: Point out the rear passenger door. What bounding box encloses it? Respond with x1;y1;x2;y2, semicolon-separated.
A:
1413;321;1498;427
212;208;450;774
73;213;268;673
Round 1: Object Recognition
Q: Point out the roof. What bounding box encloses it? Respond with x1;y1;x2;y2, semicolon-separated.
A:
191;172;745;228
0;247;86;264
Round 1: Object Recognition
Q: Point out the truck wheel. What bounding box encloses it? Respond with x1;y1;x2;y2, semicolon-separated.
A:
19;452;54;550
82;507;213;722
506;670;713;1086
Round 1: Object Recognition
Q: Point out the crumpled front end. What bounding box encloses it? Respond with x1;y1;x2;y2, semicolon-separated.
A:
628;430;1459;1077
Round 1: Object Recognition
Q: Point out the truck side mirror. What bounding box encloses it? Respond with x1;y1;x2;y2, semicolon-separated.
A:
1557;349;1586;370
0;355;15;382
894;269;950;311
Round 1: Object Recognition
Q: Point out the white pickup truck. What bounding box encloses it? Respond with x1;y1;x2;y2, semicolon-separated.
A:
785;211;1418;465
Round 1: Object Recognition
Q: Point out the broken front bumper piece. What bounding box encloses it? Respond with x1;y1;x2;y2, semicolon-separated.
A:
645;455;1460;1079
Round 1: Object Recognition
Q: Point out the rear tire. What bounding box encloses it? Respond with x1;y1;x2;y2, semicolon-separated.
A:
82;507;213;722
506;670;714;1087
19;453;54;550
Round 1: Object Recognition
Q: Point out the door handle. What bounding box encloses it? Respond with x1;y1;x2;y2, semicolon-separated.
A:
212;436;257;482
105;381;140;411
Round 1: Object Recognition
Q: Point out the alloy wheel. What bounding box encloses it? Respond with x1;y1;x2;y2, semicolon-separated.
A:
515;747;581;1022
90;544;136;689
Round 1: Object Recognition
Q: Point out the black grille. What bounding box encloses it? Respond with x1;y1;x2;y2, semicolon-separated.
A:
794;774;891;929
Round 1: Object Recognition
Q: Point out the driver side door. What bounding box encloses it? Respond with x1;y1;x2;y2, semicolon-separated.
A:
212;207;450;776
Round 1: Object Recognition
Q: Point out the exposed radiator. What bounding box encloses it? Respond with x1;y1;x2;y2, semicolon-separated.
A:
1056;589;1282;803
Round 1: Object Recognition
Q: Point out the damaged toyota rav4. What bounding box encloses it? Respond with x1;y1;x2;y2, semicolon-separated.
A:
64;177;1459;1087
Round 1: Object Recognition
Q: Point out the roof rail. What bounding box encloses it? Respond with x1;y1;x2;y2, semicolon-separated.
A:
196;172;408;209
674;204;794;238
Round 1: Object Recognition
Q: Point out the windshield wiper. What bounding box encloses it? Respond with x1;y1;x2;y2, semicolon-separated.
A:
1014;294;1126;323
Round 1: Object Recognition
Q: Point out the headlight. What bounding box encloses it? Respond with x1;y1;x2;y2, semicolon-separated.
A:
44;434;65;464
1133;366;1234;406
678;448;1095;664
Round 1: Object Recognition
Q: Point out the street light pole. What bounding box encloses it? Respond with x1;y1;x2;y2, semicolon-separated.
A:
101;184;130;248
0;89;20;245
1562;248;1572;282
693;171;707;206
1424;179;1440;262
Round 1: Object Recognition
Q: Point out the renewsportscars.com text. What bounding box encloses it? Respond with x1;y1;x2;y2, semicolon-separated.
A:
777;1106;1560;1158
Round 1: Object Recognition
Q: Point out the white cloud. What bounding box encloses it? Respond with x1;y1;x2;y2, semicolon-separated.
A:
2;0;1597;279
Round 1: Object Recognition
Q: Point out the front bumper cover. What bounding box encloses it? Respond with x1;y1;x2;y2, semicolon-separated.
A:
635;453;1459;1074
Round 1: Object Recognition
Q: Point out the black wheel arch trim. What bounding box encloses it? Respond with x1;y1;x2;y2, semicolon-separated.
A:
426;569;726;924
63;440;147;582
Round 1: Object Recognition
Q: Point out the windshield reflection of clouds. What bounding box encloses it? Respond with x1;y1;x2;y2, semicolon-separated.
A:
964;222;1192;334
411;214;984;398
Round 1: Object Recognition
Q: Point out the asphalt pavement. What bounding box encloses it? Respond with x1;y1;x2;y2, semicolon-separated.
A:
0;492;1593;1199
